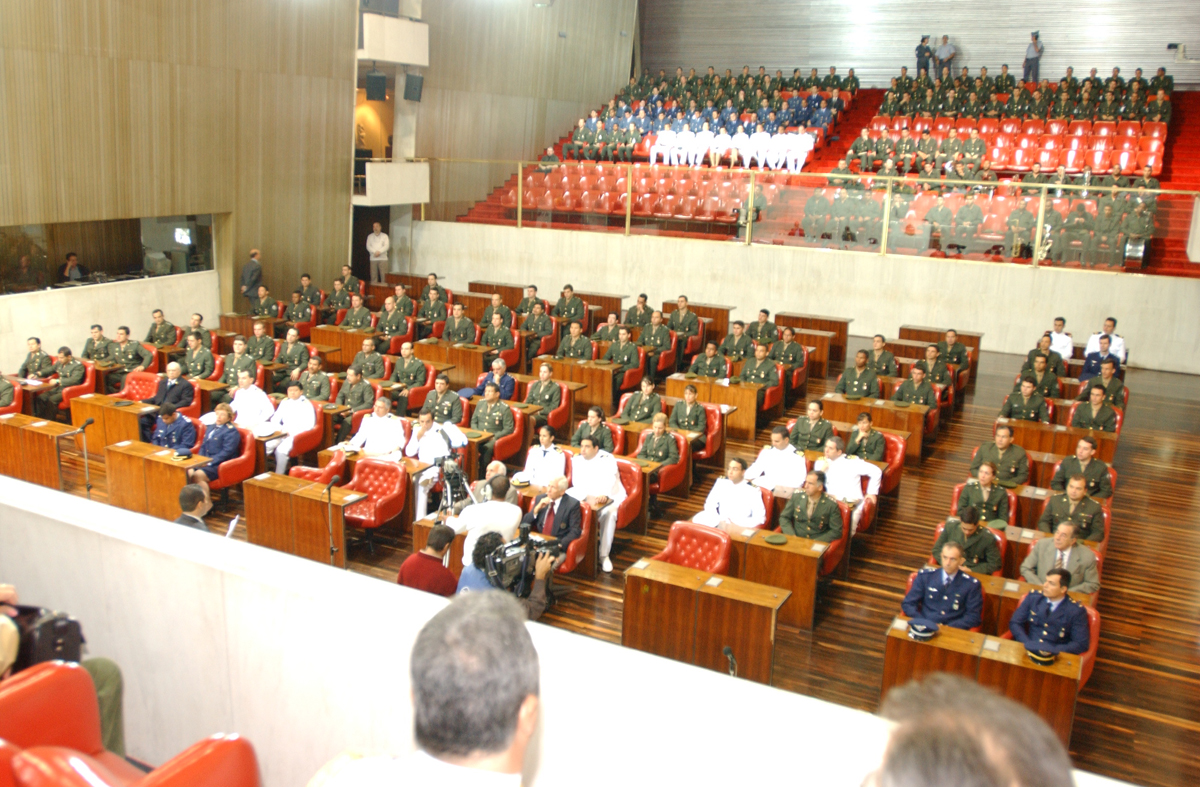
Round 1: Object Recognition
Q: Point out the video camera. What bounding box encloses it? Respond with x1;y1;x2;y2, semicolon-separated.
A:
436;456;472;514
483;523;562;598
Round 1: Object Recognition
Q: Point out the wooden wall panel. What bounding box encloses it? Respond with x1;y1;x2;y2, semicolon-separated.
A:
0;0;359;310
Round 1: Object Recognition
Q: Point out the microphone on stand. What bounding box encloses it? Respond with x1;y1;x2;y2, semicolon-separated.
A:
324;476;341;566
723;646;737;678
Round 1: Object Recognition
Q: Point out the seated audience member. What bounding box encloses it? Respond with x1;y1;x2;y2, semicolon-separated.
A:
523;425;566;489
1020;522;1100;593
689;341;727;376
319;277;350;324
1077;358;1123;406
1037;475;1105;541
931;508;1001;575
455;533;550;622
817;436;881;535
891;365;939;407
460;358;515;401
262;382;317;474
298;355;331;401
1017;352;1059;400
1072;384;1118;432
790;399;835;451
174;484;211;532
470;383;515;468
866;334;898;377
555;320;593;360
568;435;626;573
591;312;621;342
1079;334;1120;382
1009;568;1091;655
693;458;767;531
1051;437;1112;499
420;374;463;425
33;346;85;420
520;301;554;362
601;326;640;402
346;396;406;457
916;344;951;386
213;368;273;429
845;412;885;461
717;320;752;361
637;413;680;514
415;288;447;338
456;461;521;515
455;476;523;567
149;403;196;451
767;326;805;368
1000;377;1050;423
1047;317;1073;360
626;293;653;329
405;410;457;520
522;476;582;565
779;469;842;543
348;336;385;380
443;302;475;344
835;350;880;397
137;361;194;440
386;342;425;411
637;311;672;380
186;403;242;496
617;376;660;425
243;320;275;363
1024;334;1067;377
901;543;983;630
745;426;807;491
144;309;176;346
104;327;154;393
81;324;115;363
958;461;1010;527
209;335;255;406
937;329;969;367
668;383;708;453
273;328;310;391
570;406;615;453
331;366;375;442
249;285;276;319
970;424;1029;486
396;524;458;597
1084;317;1126;363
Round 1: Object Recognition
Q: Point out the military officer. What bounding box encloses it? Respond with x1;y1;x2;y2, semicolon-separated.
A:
273;328;310;391
778;470;842;543
480;312;514;368
916;344;952;386
669;384;708;453
149;403;195;450
281;291;313;337
1009;569;1091;655
480;293;512;329
739;343;778;412
33;347;85;420
1023;336;1067;378
144;310;177;346
931;509;1001;576
0;377;12;409
618;376;662;424
637;413;680;515
867;335;898;377
348;337;385;380
892;365;938;407
958;462;1009;526
835;350;881;397
419;374;463;425
248;285;276;319
846;129;875;172
244;321;275;363
1077;359;1124;407
555;320;593;360
320;278;351;325
571;406;615;453
1016;353;1059;400
666;297;700;367
299;274;322;310
470;382;515;468
341;293;374;330
17;337;55;379
521;302;554;365
1000;378;1050;422
638;311;672;381
1071;385;1118;432
376;296;408;341
332;366;375;443
745;309;778;346
299;355;331;401
104;327;154;393
790;399;834;451
845;412;885;461
625;294;654;329
562;118;592;160
901;543;984;630
970;424;1029;487
415;289;448;339
185;314;212;350
937;329;970;368
591;313;621;342
523;363;561;431
392;283;415;318
341;265;363;298
718;321;752;362
551;285;585;334
934;128;963;172
893;128;918;172
602;326;641;403
81;324;114;363
767;326;805;370
385;342;426;412
181;332;215;380
689;341;726;376
1038;475;1105;541
208;336;256;406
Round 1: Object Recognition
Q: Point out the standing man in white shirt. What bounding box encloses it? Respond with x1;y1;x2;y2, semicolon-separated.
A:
263;382;316;474
567;435;627;573
404;410;455;519
366;221;390;284
815;436;881;535
693;457;767;531
1084;317;1126;363
455;476;523;567
745;426;808;492
522;424;566;489
202;369;274;429
1048;317;1074;361
347;397;408;457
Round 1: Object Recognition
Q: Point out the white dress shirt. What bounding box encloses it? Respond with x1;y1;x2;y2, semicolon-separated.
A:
523;444;567;488
228;385;274;429
818;453;882;502
567;450;626;504
694;477;766;528
366;231;390;261
745;444;807;490
1084;331;1126;362
349;413;408;456
266;395;316;435
455;500;523;566
404;421;453;464
1048;330;1074;360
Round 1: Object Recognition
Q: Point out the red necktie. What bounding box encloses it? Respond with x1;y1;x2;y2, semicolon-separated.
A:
543;500;556;535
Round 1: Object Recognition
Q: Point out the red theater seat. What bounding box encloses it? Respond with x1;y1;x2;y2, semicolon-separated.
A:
344;458;408;553
651;521;732;574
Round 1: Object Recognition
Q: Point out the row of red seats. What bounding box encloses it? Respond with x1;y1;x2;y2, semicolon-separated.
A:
870;115;1166;139
988;147;1158;175
869;130;1163;154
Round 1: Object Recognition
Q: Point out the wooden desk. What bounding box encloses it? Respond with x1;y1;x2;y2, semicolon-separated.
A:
412;518;468;580
1049;398;1080;427
462;430;494;482
253;430;286;474
195;380;228;414
539;356;618;416
3;376;55;416
623;560;706;664
213;330;237;355
665;375;758;442
695;573;789;684
104;441;160;513
144;450;211;520
1011;485;1053;529
0;414;38;480
244;473;313;555
740;530;826;630
576;290;627;320
663;301;734;339
881;617;986;699
776;312;852;363
413;339;494;391
996;418;1117;463
1026;450;1064;488
69;393;115;459
510;373;587;438
899;325;984;358
782;328;833;378
220;314;281;339
822;393;927;462
102;400;156;448
311;326;383;372
153;344;186;375
467;280;524;305
292;483;366;568
21;419;74;490
452;291;494;323
977;635;1081;745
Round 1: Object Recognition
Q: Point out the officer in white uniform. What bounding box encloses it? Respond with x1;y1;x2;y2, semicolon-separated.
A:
745;426;808;491
731;125;752;168
522;424;567;488
710;127;734;168
263;383;316;474
404;410;459;519
748;124;773;170
1084;318;1126;363
648;129;676;166
787;131;815;173
1047;317;1073;361
567;435;627;573
692;458;767;530
670;128;695;166
689;122;715;167
346;397;408;457
814;435;881;534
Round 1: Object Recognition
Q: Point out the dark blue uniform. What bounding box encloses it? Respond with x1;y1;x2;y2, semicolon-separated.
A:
901;567;983;630
1079;351;1121;382
196;422;242;481
151;416;197;450
1009;590;1090;654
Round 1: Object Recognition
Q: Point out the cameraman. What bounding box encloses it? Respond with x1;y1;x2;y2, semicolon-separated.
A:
456;533;552;621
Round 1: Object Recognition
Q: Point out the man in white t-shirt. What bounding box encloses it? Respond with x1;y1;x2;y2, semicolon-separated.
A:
454;476;522;566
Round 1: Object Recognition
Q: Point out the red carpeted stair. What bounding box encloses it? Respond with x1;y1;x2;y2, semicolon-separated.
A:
1146;91;1199;277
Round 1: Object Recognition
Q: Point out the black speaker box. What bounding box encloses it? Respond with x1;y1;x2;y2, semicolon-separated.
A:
404;73;424;102
366;73;388;101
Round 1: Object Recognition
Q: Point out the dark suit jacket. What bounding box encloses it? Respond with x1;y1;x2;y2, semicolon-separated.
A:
522;493;582;552
57;262;90;282
143;378;195;409
173;514;208;532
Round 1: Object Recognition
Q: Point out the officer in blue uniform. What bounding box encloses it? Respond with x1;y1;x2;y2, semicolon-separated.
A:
149;404;196;450
688;110;705;132
670;111;687;134
186;403;243;496
763;112;780;135
901;542;983;630
1008;568;1090;654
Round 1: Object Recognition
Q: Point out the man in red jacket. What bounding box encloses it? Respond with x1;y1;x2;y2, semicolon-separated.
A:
397;524;458;597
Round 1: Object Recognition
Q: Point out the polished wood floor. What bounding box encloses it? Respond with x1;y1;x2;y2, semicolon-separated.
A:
57;341;1200;786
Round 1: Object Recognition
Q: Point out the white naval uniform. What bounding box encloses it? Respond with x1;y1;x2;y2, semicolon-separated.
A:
744;444;808;490
787;132;814;172
731;131;752;167
201;384;274;428
692;477;766;529
817;453;882;534
765;133;792;170
1084;331;1126;363
648;130;676;165
348;413;408;456
263;395;316;474
711;132;734;164
670;130;695;166
690;130;715;166
748;130;772;169
404;422;455;519
523;444;567;488
1048;330;1074;361
567;450;627;559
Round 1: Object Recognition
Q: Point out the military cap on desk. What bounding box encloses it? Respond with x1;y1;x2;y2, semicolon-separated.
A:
907;618;939;641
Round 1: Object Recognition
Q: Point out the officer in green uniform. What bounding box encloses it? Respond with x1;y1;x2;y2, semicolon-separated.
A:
867;335;899;378
299;356;331;401
341;294;374;330
321;278;351;325
637;413;679;514
1077;361;1124;406
81;325;115;363
34;347;86;420
299;274;322;310
739;342;778;403
480;293;512;330
689;342;726;377
209;337;256;405
958;462;1009;526
376;296;408;341
555;321;593;360
994;65;1016;94
1016;354;1059;399
1023;337;1067;377
836;350;880;397
521;302;554;365
481;312;514;367
591;313;622;342
780;470;843;543
892;366;939;407
626;294;654;330
970;424;1029;486
420;374;463;424
934;128;963;171
0;377;13;408
349;337;385;380
790;400;834;451
561;119;591;160
246;286;274;319
551;285;586;335
144;310;176;346
1150;68;1173;96
415;290;448;339
181;332;215;380
571;406;615;453
1051;437;1112;499
669;385;708;453
932;510;1001;575
1004;203;1037;256
281;291;313;337
892;129;918;172
104;328;154;393
845;413;885;461
619;376;662;424
1000;378;1050;422
638;310;672;362
916;344;952;386
746;310;778;345
523;363;561;431
1121;201;1154;243
385;343;426;412
387;284;414;319
937;330;970;369
330;368;376;443
515;285;542;316
1020;162;1048;195
1071;385;1118;432
718;321;752;362
666;297;700;368
1088;205;1123;267
273;328;311;391
470;382;515;468
441;305;472;344
17;337;56;379
602;327;641;403
846;129;875;172
243;321;275;363
1037;476;1104;541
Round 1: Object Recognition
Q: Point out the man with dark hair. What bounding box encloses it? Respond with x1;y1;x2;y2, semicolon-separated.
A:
970;424;1029;486
779;470;842;543
81;324;114;363
1000;377;1050;423
1051;437;1112;499
901;542;983;629
932;507;1001;575
470;382;514;468
1071;384;1118;432
396;524;458;597
958;461;1009;527
105;327;153;393
1037;475;1105;541
835;349;880;397
421;374;463;424
790;399;834;451
145;309;176;346
846;412;885;461
693;457;766;531
555;319;592;360
332;366;374;442
1079;334;1120;382
33;346;85;420
174;484;211;532
717;320;752;361
150;403;195;450
866;334;898;377
689;341;726;376
1009;567;1091;655
18;336;54;379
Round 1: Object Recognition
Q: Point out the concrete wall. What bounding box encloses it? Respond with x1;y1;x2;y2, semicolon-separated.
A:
411;221;1200;374
0;271;220;373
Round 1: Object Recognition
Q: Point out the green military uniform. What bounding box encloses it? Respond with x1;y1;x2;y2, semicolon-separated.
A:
283;302;312;326
739;357;778;387
970;442;1029;486
300;370;331;401
377;308;408;338
524;380;561;429
669;400;707;433
182;347;215;379
516;296;542;315
249;296;276;318
866;349;897;377
1014;370;1059;400
416;299;447;325
603;340;640;372
343;275;362;296
638;432;679;474
145;321;176;346
333;379;376;442
593;127;620;161
481;304;512;329
1089;212;1124;264
18;349;55;378
300;284;322;309
1121;209;1154;239
639;324;673;359
780;492;843;542
1000;393;1049;422
934;135;963;171
937;341;969;368
916;359;952;386
0;378;13;408
846;135;875;171
1037;494;1105;541
556;335;593;360
835;367;880;397
210;353;257;405
552;296;586;328
745;321;778;345
392;294;415;319
34;358;86;419
273;341;310;390
1051;456;1112;499
957;479;1009;525
591;325;621;342
1076;375;1124;407
1023;348;1067;378
388;356;427;410
350;351;385;380
932;519;1002;575
570;422;614;453
522;313;554;358
81;336;115;363
1071;403;1117;432
626;305;654;329
894;136;918;172
105;342;153;393
471;401;515;466
665;310;699;346
718;334;752;361
789;417;834;451
620;391;661;423
846;429;885;461
892;379;938;407
615;128;641;162
768;340;805;369
244;335;275;363
421;390;463;424
689;354;726;377
341;306;374;331
481;325;514;357
323;289;351;324
562;125;595;159
1020;170;1048;195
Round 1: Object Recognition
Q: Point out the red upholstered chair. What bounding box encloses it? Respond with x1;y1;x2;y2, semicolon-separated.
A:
528;316;559;357
1067;401;1123;435
544;382;571;432
137;343;160;374
691;403;724;463
253;362;268;391
949;481;1018;528
290;449;345;485
344;458;408;553
680;319;705;365
114;371;161;402
1002;594;1100;688
655;331;678;375
385;318;417;354
617;348;646;394
818;500;853;578
904;571;985;632
208;427;256;506
926;521;1006;576
0;384;22;416
279;401;324;466
186;417;205;454
326;374;342;402
402;362;438;412
491;406;526;463
614;457;644;529
651;521;732;574
206;354;225;383
57;360;97;416
292;308;317;340
878;432;906;496
759;361;786;414
635;429;688;496
555;505;593;575
176;379;202;420
496;329;521;370
784;346;809;398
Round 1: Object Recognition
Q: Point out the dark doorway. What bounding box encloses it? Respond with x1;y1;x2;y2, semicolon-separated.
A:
351;205;391;283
